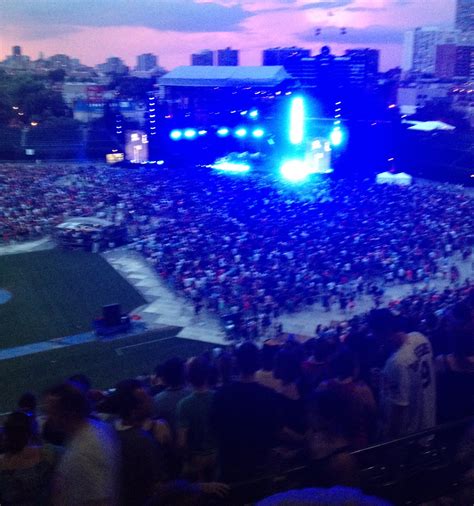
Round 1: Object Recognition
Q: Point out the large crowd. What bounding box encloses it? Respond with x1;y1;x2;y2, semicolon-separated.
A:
1;163;474;504
1;163;473;330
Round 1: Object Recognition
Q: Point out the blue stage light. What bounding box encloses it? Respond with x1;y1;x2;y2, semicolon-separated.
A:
170;130;182;140
217;127;230;137
235;128;247;138
289;97;305;145
330;127;343;147
249;109;259;119
252;128;265;138
280;159;309;183
198;129;208;136
184;128;197;139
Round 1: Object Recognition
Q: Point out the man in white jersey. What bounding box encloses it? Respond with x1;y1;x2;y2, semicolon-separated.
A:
369;309;436;440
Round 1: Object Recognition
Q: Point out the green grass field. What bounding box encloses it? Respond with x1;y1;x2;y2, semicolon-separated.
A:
0;250;146;348
0;249;221;413
0;329;219;412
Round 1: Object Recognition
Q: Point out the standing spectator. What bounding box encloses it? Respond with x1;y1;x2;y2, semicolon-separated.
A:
306;389;359;488
46;382;120;506
255;343;280;391
177;357;217;481
211;342;281;482
368;309;436;440
435;301;474;423
113;379;162;506
17;391;41;443
274;346;306;436
318;348;377;449
0;412;58;505
152;357;191;436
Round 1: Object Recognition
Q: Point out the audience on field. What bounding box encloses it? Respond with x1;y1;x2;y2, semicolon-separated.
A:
1;163;473;335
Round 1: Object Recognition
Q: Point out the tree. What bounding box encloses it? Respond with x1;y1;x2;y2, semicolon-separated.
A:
48;68;66;83
22;89;67;119
0;73;70;124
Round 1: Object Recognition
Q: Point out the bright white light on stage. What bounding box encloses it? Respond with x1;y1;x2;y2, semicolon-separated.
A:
213;161;250;173
184;128;197;139
252;128;265;138
280;159;309;183
249;109;259;119
170;130;182;140
198;129;208;136
157;160;165;165
290;97;305;145
235;128;247;138
330;127;343;146
217;127;230;137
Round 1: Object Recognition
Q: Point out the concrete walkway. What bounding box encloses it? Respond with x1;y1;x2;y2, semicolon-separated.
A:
279;256;473;336
103;248;473;343
0;246;470;362
0;237;55;256
103;248;226;345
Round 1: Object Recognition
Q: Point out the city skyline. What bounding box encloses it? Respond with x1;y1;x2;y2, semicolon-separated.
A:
1;0;457;71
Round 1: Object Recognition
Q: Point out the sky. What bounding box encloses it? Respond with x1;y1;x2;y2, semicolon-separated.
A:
0;0;456;71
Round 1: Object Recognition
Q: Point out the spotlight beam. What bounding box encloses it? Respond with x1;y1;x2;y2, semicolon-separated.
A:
290;97;305;145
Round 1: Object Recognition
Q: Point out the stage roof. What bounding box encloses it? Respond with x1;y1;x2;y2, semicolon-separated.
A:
159;66;293;88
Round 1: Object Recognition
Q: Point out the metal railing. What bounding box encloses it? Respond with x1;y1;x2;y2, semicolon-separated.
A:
221;416;474;505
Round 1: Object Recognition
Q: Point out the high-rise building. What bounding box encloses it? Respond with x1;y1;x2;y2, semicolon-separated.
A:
402;31;415;72
275;46;379;89
262;47;311;66
455;45;474;78
436;44;474;78
435;45;458;78
136;53;158;71
343;48;380;86
283;56;318;85
436;44;474;79
12;46;21;57
191;50;214;66
217;47;239;66
97;57;128;75
412;27;442;74
405;27;460;74
456;0;474;32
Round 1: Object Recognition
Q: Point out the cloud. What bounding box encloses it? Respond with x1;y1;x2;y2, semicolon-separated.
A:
299;0;354;9
299;24;404;44
345;6;387;12
0;0;250;35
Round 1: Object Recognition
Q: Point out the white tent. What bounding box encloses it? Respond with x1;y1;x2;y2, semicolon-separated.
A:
57;217;113;230
376;171;395;184
407;121;455;132
392;172;413;185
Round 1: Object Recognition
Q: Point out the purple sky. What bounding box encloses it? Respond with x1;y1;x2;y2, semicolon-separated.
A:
0;0;456;71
